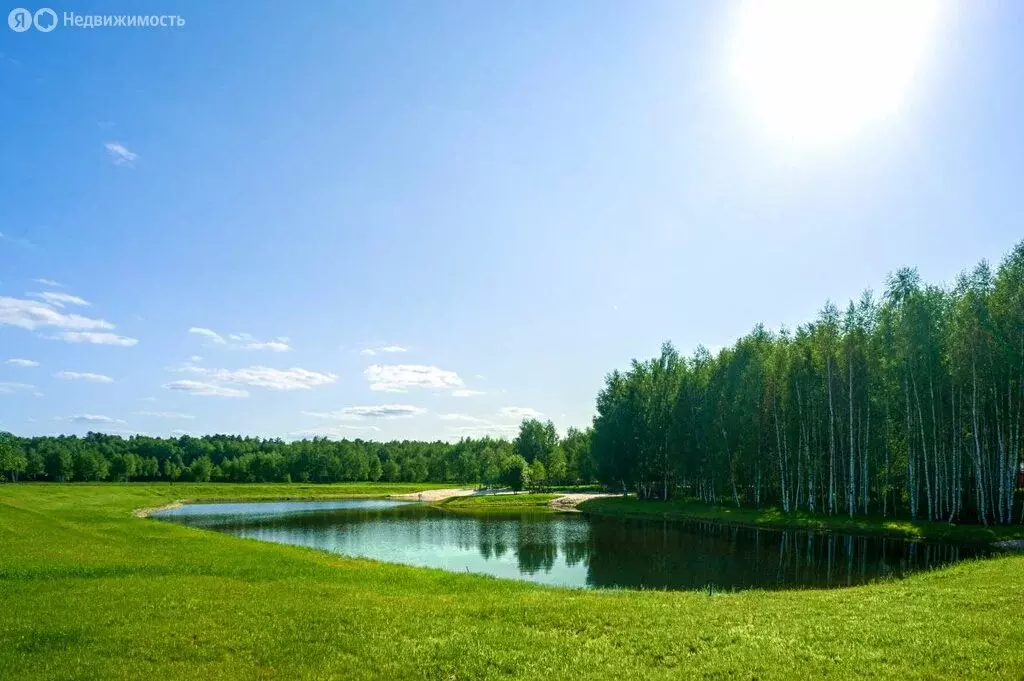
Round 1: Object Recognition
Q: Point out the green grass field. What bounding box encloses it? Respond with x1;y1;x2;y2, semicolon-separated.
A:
2;483;1023;680
438;493;559;512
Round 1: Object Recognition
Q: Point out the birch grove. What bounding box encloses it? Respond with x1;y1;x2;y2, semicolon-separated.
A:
591;242;1024;524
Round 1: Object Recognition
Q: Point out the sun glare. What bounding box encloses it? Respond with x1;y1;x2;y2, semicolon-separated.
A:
728;0;944;149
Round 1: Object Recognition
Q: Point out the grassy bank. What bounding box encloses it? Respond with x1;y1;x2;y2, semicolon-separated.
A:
438;492;559;513
579;496;1024;543
2;483;1023;680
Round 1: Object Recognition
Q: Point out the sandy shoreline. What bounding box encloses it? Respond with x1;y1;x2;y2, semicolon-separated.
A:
390;488;613;511
389;488;478;502
133;501;187;518
134;489;614;517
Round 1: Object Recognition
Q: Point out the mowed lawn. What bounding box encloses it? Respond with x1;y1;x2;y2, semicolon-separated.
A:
1;484;1023;680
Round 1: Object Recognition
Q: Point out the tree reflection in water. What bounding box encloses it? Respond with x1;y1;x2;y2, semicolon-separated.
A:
158;501;991;591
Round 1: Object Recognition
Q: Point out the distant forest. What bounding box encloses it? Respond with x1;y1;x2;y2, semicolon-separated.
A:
0;423;594;492
3;242;1023;525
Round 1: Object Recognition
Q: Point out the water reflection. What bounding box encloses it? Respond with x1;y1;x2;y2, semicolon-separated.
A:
156;501;990;591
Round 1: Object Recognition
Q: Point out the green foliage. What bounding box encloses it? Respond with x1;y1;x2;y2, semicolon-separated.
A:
502;455;530;492
529;459;547;489
0;431;593;488
591;241;1024;524
513;419;558;464
0;433;27;482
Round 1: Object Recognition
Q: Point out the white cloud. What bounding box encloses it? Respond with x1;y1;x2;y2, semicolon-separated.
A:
303;405;427;420
439;413;489;423
451;389;485;397
243;339;290;352
5;358;39;368
290;424;382;439
33;279;63;288
138;411;195;420
57;414;127;425
180;365;336;391
188;356;203;362
45;331;138;346
163;380;249;398
30;292;90;308
105;141;137;166
189;327;226;344
499;406;543;420
1;295;136;346
190;327;290;352
445;424;520;439
171;429;191;436
360;343;408;356
53;371;114;383
365;364;463;393
0;382;36;395
1;296;113;331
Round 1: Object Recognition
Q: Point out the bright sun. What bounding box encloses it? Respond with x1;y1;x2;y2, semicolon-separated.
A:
728;0;945;149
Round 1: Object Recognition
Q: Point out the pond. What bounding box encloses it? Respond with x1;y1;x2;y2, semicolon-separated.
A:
154;500;991;591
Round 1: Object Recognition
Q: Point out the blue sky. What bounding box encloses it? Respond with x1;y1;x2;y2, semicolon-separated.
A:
1;1;1022;441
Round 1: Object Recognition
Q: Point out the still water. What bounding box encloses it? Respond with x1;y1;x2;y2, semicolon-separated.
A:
155;500;990;591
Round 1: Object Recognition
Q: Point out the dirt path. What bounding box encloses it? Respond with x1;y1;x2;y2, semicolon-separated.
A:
548;493;614;512
389;488;478;502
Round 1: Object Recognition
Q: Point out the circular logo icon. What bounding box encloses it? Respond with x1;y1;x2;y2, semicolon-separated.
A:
7;7;32;32
33;7;57;32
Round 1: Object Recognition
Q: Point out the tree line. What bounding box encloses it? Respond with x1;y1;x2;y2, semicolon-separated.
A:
590;242;1024;525
4;242;1021;526
0;427;595;490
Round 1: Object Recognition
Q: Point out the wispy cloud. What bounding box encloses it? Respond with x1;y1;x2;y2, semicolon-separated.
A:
359;343;408;357
228;333;290;352
499;406;543;420
0;381;37;395
364;364;463;393
1;296;112;331
105;141;137;167
189;327;226;344
290;424;382;439
33;279;63;288
439;413;489;423
5;358;39;368
30;292;90;308
445;424;520;439
303;405;427;420
178;364;336;391
54;371;113;383
451;389;485;398
189;327;291;352
163;380;249;398
1;295;137;346
56;414;127;425
44;331;138;346
138;411;195;420
0;232;34;248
